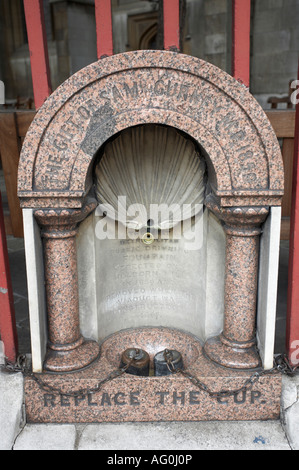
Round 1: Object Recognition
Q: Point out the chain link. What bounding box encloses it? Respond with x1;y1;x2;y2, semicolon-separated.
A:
28;361;133;398
2;351;298;400
163;350;299;399
3;355;134;398
4;354;27;372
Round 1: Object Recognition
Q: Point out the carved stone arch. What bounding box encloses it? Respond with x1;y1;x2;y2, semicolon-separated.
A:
18;50;284;210
70;110;231;196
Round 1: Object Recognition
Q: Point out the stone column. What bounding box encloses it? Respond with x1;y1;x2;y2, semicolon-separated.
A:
204;195;269;369
35;201;99;372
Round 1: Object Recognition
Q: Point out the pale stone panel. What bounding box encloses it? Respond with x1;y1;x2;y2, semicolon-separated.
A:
23;209;47;373
77;209;226;344
77;213;98;341
257;206;282;369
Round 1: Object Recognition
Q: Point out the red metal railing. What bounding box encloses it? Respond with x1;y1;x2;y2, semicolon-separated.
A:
286;64;299;366
232;0;251;87
163;0;180;51
1;0;297;364
0;192;18;363
23;0;248;109
23;0;52;110
95;0;113;59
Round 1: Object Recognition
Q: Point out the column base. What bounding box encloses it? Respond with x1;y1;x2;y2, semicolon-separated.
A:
43;339;100;373
203;334;261;369
24;328;282;423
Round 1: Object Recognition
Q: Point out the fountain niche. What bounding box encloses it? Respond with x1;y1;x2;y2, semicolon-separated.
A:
18;51;284;423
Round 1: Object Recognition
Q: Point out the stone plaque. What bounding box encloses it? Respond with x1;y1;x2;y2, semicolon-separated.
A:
77;210;226;344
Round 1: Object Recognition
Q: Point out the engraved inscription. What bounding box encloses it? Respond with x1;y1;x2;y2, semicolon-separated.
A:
42;389;264;408
215;110;267;188
96;78;202;106
34;67;269;191
96;234;205;339
41;99;98;186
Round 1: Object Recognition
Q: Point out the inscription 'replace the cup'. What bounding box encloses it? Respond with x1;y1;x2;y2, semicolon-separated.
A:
42;389;264;408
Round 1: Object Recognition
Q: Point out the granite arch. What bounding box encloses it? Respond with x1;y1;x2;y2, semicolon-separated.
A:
18;50;284;210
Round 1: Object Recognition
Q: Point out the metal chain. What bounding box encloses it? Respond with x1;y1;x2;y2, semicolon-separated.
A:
2;351;298;400
3;354;134;398
5;354;27;372
28;362;133;398
164;350;299;399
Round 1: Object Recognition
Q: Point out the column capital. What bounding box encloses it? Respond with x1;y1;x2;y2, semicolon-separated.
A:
34;199;97;238
205;194;269;236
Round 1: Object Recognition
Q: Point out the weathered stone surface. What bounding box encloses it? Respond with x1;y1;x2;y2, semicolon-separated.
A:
0;371;24;450
24;328;281;424
77;421;290;450
281;374;299;450
18;50;284;209
13;424;76;450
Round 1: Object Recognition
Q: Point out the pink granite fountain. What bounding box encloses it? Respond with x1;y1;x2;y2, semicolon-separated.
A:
18;51;284;423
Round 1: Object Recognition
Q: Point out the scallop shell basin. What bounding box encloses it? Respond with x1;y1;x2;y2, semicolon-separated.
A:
94;124;205;230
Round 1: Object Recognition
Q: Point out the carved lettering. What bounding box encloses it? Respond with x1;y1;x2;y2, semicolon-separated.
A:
50;99;97;153
43;391;141;407
48;154;64;165
156;391;169;405
154;79;165;95
189;87;202;105
99;89;111;102
44;394;55;407
239;150;254;162
60;395;71;407
217;390;263;405
177;83;191;101
77;106;91;120
130;391;140;405
88;393;97;406
74;395;85;407
45;166;60;177
36;67;269;193
189;391;200;404
244;173;257;184
101;393;112;406
167;81;178;97
42;389;265;408
251;390;261;403
123;81;138;98
231;129;246;142
112;85;123;101
113;392;126;405
234;391;246;404
53;138;68;151
215;112;247;148
43;98;98;183
173;391;185;405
